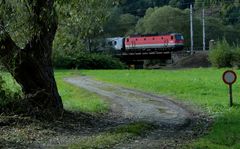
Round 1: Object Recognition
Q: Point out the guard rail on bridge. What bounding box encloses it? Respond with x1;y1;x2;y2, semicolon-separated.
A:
112;47;208;60
114;49;172;60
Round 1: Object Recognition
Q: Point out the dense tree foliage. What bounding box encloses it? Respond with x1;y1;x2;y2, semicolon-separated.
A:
209;39;240;67
103;1;240;47
52;0;126;69
118;0;171;16
103;9;139;36
53;0;240;69
169;0;194;9
54;0;112;52
222;3;240;25
53;0;240;54
135;6;202;47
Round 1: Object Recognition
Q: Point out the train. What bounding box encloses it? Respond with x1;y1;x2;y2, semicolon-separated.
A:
106;33;184;51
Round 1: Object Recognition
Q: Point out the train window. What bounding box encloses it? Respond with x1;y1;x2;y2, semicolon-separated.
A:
161;37;163;40
136;39;138;41
126;38;129;42
171;36;174;40
175;35;184;40
153;38;155;40
144;38;146;40
114;41;117;45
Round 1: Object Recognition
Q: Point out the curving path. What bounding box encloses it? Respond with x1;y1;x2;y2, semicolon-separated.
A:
64;76;208;148
65;77;191;127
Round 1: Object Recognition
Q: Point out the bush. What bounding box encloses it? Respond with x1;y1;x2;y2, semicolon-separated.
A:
209;40;240;68
0;72;22;107
232;46;240;67
53;50;125;69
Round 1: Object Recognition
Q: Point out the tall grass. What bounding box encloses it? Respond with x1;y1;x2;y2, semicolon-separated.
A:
55;70;109;113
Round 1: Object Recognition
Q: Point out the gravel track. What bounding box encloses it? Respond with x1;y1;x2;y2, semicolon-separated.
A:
64;77;208;148
65;77;191;127
0;76;208;148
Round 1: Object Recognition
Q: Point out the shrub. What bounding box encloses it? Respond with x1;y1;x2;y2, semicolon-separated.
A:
76;53;125;69
0;71;22;107
232;46;240;67
209;39;240;68
53;49;125;69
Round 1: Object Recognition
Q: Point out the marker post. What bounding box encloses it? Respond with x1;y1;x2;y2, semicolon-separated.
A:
229;84;233;107
222;70;237;107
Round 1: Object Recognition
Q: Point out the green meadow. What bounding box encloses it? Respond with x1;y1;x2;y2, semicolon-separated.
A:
77;68;240;148
2;68;240;148
55;71;109;113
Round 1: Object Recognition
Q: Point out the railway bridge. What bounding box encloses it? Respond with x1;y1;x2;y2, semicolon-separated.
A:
112;47;206;68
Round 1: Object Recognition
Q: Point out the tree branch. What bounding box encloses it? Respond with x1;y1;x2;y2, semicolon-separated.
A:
24;0;58;55
0;20;21;71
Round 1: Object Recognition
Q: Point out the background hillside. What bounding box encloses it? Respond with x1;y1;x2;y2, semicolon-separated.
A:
52;0;240;68
104;0;240;45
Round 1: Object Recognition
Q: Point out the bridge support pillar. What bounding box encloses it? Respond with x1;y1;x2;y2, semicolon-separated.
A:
126;61;144;69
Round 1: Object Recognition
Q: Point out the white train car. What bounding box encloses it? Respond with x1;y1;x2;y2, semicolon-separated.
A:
105;37;124;50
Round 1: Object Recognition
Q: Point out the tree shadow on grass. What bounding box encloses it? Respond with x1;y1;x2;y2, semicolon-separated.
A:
232;103;240;108
0;109;125;148
0;139;29;149
0;110;116;130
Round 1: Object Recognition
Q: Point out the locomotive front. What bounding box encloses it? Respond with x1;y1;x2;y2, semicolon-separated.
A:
171;33;184;51
124;33;184;51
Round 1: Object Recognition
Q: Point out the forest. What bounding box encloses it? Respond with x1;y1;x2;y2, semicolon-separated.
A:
53;0;240;68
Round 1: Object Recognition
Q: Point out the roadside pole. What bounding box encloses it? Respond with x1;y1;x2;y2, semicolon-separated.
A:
190;3;194;55
202;4;206;51
229;84;233;107
222;70;237;107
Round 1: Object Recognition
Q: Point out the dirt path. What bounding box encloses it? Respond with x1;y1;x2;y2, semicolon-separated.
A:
65;77;190;127
65;77;208;148
0;76;208;148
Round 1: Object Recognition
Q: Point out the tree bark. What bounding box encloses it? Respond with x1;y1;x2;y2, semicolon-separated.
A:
0;0;63;114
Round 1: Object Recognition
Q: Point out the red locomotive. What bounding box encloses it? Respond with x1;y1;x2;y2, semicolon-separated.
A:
125;33;184;51
106;33;184;51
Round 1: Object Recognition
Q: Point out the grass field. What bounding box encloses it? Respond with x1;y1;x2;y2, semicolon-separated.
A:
2;68;240;148
1;71;153;148
0;71;109;113
55;70;109;113
78;68;240;148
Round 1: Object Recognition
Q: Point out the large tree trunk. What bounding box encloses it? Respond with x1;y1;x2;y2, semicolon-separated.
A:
0;0;63;114
13;38;63;113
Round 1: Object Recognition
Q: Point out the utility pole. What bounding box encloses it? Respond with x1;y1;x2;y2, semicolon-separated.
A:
202;4;206;51
190;3;194;55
